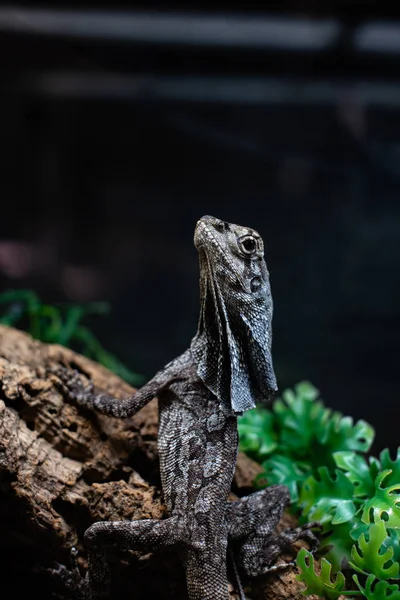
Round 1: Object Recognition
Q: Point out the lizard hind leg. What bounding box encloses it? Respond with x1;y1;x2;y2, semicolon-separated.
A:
82;516;184;600
226;485;319;578
235;525;320;578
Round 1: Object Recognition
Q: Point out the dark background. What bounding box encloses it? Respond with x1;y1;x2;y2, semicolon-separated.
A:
1;2;399;452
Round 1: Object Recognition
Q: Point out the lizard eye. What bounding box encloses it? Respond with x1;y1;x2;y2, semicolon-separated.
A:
239;236;257;255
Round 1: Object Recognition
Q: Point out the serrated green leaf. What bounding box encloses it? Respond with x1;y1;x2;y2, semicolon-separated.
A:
380;449;400;488
238;408;277;459
296;548;348;599
261;454;311;501
273;390;328;457
299;467;356;525
348;515;400;565
318;413;374;454
334;452;379;499
270;383;374;473
362;471;400;528
350;519;400;580
353;574;400;599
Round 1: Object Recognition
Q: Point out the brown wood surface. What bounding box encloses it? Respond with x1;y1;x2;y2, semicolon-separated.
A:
0;325;331;599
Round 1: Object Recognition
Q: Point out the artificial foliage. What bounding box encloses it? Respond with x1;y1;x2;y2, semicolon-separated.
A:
353;574;400;600
0;290;144;385
238;382;400;599
350;520;399;580
296;548;348;599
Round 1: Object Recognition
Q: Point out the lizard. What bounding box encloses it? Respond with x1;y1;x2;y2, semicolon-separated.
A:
52;215;319;600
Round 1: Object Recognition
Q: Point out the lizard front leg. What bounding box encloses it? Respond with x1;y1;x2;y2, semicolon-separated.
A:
52;365;180;418
227;486;320;578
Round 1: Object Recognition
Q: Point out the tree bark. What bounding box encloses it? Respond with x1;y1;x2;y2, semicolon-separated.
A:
0;325;323;599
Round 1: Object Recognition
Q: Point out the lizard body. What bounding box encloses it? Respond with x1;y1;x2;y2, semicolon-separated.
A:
54;215;318;599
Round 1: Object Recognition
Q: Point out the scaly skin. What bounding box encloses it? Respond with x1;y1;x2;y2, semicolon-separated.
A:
54;216;318;600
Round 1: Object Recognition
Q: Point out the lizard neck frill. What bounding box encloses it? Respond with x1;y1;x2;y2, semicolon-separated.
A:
190;249;278;415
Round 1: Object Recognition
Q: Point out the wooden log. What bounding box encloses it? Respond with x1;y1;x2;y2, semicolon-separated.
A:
0;324;328;599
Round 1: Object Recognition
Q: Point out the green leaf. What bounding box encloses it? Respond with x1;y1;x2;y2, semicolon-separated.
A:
271;382;374;472
0;290;144;386
334;452;380;499
289;380;320;401
353;574;400;600
260;454;311;501
35;304;63;343
53;305;85;345
384;529;400;565
318;413;374;454
350;522;370;542
320;518;361;572
380;449;400;488
350;519;400;579
273;382;327;457
299;467;356;525
296;548;348;599
362;471;400;528
0;306;25;326
238;408;277;459
0;289;40;306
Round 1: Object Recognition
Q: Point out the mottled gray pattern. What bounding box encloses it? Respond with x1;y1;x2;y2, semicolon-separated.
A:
53;216;318;600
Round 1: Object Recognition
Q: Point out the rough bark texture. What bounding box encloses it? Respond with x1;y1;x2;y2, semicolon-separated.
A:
0;325;324;599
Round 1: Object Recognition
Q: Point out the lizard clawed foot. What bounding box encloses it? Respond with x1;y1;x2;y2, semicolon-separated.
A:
295;521;322;553
49;365;94;401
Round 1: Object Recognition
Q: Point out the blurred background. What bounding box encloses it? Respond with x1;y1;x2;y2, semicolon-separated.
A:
0;2;399;452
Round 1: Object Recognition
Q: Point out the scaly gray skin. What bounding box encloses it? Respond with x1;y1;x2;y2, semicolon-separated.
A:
53;216;319;600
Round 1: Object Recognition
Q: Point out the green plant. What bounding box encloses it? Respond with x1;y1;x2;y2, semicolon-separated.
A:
238;382;400;599
296;548;350;598
0;289;144;385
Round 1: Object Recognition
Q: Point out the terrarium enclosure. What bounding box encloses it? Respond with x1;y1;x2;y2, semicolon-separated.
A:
1;3;400;599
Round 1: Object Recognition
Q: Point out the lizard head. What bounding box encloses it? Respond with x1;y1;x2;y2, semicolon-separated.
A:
191;215;278;414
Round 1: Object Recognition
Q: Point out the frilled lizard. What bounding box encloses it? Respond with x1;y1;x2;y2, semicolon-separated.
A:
53;215;318;600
